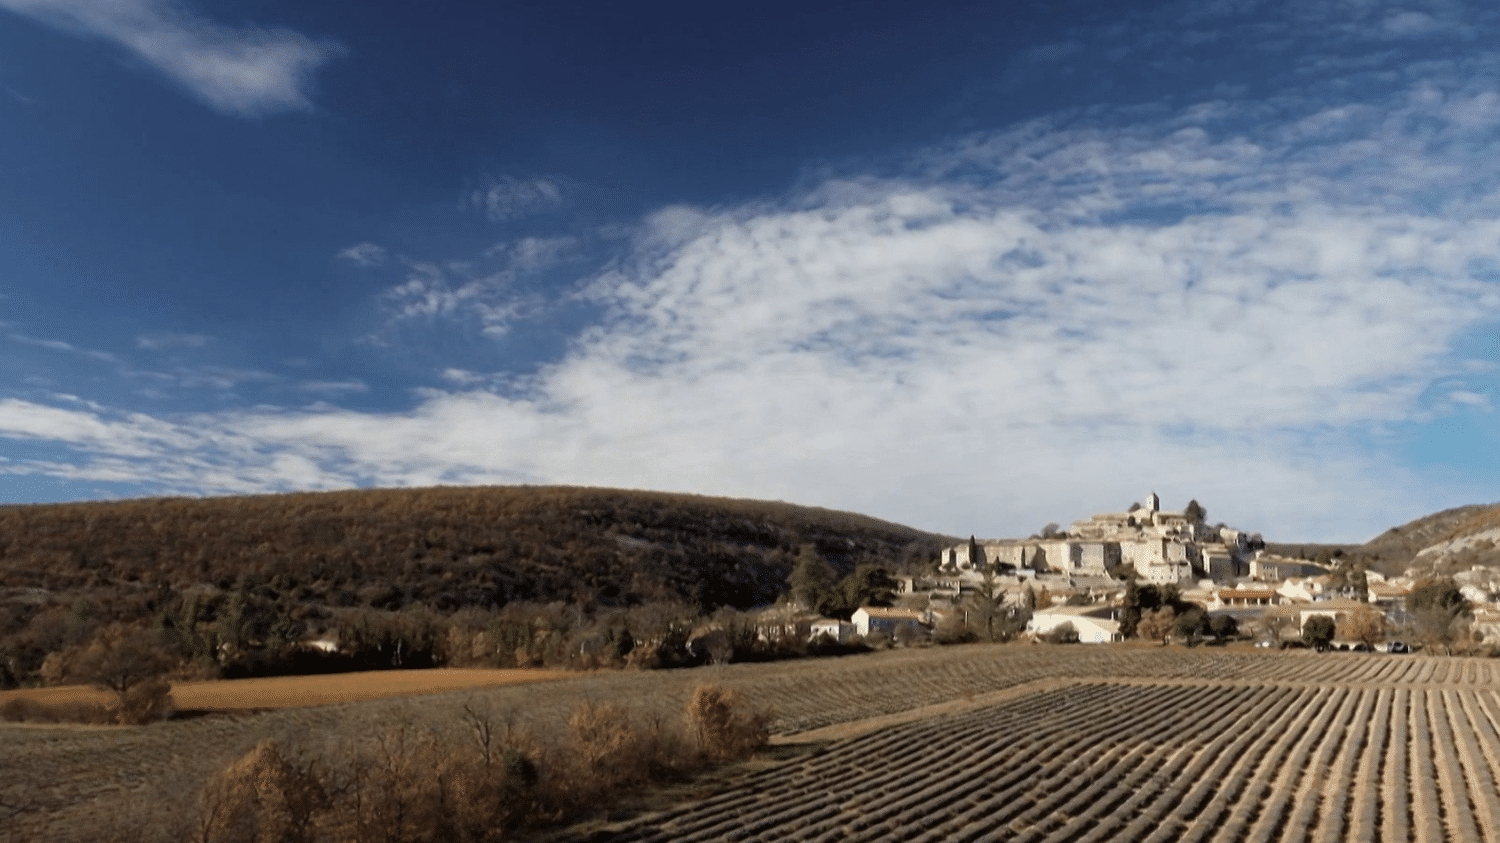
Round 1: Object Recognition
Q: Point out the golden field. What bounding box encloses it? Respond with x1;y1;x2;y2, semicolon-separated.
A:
0;668;569;713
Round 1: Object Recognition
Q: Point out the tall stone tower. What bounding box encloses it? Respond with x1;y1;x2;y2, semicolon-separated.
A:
1144;491;1160;513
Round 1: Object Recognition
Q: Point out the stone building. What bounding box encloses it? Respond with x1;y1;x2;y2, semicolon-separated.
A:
939;493;1256;586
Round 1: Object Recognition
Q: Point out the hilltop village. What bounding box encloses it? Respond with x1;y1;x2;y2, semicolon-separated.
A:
763;493;1491;650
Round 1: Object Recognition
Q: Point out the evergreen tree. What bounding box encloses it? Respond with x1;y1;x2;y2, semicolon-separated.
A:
1120;580;1142;638
786;544;836;613
1184;500;1207;523
835;564;897;612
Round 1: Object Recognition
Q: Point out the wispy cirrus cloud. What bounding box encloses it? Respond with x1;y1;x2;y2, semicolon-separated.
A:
7;330;118;363
337;242;388;267
373;237;580;338
465;175;565;222
0;0;342;116
136;331;211;350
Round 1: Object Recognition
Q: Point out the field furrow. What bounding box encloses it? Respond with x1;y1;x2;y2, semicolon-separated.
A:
16;645;1500;842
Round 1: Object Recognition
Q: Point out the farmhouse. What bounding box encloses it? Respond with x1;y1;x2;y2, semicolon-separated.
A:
1026;606;1122;643
753;606;820;643
810;617;856;643
852;606;929;639
1296;599;1378;635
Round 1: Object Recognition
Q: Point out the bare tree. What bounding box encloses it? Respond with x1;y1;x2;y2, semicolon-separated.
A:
67;623;176;724
1137;608;1176;645
1337;610;1386;649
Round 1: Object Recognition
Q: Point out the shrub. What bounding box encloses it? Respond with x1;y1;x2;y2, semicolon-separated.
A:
1042;622;1080;645
116;674;175;725
685;684;771;763
568;700;642;789
1302;615;1336;650
196;739;327;843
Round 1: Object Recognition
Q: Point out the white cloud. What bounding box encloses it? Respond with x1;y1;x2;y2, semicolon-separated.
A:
0;0;341;116
294;380;369;395
504;236;579;270
8;331;118;363
136;332;211;350
337;242;388;267
7;55;1500;542
1448;390;1492;408
465;175;564;222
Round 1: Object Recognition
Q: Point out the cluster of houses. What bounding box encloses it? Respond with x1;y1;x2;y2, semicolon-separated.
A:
753;494;1500;649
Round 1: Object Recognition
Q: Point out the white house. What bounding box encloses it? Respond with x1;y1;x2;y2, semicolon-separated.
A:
810;618;856;643
852;607;928;639
1026;606;1122;643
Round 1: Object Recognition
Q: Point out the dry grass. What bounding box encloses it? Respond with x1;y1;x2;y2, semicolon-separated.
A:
0;668;569;718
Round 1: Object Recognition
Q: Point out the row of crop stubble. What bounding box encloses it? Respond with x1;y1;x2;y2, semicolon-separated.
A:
9;645;1500;842
597;674;1500;841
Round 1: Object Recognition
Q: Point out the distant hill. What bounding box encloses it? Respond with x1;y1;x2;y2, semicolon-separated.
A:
1348;502;1500;576
0;486;951;618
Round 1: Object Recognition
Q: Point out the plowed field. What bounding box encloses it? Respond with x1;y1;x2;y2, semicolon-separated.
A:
7;645;1500;842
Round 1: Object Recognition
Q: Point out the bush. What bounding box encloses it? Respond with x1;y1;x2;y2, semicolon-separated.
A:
192;685;774;841
116;675;175;725
685;684;771;763
1302;615;1336;650
1042;622;1080;645
568;701;643;789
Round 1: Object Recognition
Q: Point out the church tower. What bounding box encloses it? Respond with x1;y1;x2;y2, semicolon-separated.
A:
1144;491;1160;513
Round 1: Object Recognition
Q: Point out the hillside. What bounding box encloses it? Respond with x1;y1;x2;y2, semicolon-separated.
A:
1349;502;1500;576
0;485;949;616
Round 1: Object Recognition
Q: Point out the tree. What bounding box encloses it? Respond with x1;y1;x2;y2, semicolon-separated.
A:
1256;613;1294;646
1337;609;1385;649
1039;523;1066;540
1137;608;1175;645
67;623;176;724
1173;607;1207;645
1408;577;1471;655
1119;580;1143;638
1209;614;1239;640
1184;500;1207;524
1302;615;1336;650
962;569;1006;642
786;544;837;614
968;536;985;571
834;564;900;609
1121;581;1179;639
1328;557;1369;601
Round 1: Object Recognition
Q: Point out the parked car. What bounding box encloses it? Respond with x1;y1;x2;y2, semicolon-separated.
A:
1388;641;1411;654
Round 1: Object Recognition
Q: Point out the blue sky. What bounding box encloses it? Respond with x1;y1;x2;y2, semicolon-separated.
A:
2;0;1499;543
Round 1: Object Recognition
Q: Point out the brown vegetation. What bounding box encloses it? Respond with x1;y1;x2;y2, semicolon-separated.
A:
0;486;948;688
188;683;769;843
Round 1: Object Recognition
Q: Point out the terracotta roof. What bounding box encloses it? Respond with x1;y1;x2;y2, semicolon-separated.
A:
1218;589;1278;599
856;607;925;620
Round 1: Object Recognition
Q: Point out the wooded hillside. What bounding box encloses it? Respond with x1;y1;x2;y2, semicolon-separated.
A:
0;485;948;615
